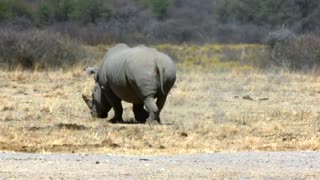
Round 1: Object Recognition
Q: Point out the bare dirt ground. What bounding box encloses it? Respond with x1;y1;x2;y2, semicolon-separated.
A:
1;152;320;179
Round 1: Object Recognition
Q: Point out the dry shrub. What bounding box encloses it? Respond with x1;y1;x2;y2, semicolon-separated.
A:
214;24;269;44
269;33;320;70
0;29;87;69
48;22;113;45
265;28;296;48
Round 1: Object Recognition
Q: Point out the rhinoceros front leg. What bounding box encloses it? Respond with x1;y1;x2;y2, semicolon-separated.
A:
133;104;148;123
109;99;124;123
103;88;124;123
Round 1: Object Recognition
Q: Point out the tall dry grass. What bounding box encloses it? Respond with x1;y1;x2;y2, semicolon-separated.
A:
0;61;320;154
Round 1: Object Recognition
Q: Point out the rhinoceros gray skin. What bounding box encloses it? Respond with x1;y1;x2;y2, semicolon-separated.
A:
83;43;176;124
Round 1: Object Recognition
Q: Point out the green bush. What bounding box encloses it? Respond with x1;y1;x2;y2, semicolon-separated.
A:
71;0;111;23
0;0;33;20
215;0;302;27
139;0;172;19
37;0;74;22
0;29;87;69
36;0;111;23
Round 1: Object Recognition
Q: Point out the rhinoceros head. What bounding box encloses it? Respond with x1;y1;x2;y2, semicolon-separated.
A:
82;67;111;118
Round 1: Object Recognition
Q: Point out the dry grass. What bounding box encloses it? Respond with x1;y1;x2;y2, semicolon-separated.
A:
0;61;320;155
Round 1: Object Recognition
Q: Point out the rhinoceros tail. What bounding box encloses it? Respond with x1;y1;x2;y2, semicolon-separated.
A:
156;58;165;95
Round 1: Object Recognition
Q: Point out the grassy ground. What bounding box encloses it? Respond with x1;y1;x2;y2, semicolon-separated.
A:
0;64;320;155
0;44;320;155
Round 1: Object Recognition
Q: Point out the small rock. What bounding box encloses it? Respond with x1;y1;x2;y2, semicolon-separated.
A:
259;97;269;101
139;158;150;161
159;168;165;171
180;132;188;137
242;95;254;101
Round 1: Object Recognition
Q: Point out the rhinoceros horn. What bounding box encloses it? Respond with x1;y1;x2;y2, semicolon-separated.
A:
82;94;92;109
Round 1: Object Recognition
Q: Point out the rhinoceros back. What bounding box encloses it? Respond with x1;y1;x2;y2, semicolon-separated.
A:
99;44;176;104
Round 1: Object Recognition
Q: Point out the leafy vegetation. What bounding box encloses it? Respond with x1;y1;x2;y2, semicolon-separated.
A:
142;0;172;19
0;0;170;23
215;0;320;32
0;0;33;20
36;0;111;23
0;0;319;44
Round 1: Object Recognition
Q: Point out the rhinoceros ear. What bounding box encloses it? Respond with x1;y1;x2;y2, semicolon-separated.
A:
84;67;98;76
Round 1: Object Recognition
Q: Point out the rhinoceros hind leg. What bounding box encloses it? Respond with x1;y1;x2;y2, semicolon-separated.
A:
144;98;160;124
146;119;160;125
155;95;167;123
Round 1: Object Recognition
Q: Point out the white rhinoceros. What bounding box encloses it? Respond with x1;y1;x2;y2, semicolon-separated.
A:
82;43;176;124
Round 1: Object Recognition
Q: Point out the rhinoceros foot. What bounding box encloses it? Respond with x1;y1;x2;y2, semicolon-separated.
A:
146;119;160;126
135;110;149;124
109;118;124;124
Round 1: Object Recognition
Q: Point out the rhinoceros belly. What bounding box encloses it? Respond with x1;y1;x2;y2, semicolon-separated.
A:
109;85;142;104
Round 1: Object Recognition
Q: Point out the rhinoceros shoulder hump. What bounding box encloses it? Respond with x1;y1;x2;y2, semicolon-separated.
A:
107;43;130;56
